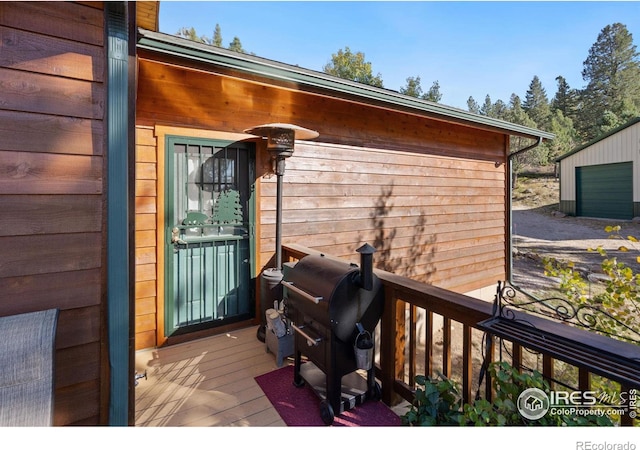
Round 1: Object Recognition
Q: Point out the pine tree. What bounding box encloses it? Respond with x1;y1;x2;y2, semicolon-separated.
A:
425;81;442;103
551;75;580;123
467;96;480;114
401;77;442;103
506;94;545;170
480;95;494;117
579;22;640;140
523;75;551;130
175;24;249;54
477;95;507;120
176;27;205;43
228;36;246;53
400;76;424;98
547;110;578;161
213;24;223;47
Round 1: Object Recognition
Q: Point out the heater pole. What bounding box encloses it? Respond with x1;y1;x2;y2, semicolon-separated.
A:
275;156;285;271
243;123;319;343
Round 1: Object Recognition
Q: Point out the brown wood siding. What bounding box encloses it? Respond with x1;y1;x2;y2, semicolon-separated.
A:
134;126;158;350
136;58;505;164
135;54;508;343
0;2;107;425
258;142;506;292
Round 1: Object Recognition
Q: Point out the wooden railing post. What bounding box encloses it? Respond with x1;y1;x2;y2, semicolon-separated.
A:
462;324;472;405
442;317;452;378
380;284;397;406
424;310;433;378
395;300;407;384
409;305;417;388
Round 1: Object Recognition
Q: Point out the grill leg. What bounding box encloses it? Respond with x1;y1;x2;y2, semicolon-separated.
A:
366;336;380;399
293;348;304;387
327;340;342;415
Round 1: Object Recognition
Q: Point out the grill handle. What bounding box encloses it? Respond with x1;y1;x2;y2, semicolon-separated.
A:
281;281;322;304
291;324;321;347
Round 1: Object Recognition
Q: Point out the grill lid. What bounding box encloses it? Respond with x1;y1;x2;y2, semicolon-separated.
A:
285;254;359;303
284;252;384;342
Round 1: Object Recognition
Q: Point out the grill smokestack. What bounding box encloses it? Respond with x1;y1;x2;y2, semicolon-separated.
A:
356;243;376;291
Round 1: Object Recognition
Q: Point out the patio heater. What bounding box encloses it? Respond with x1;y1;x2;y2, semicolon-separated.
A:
244;123;319;341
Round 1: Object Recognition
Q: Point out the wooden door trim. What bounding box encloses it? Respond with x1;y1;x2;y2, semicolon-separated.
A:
153;125;259;347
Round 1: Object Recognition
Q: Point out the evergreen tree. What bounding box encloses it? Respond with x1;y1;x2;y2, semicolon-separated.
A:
523;75;551;130
323;47;384;87
467;96;480;114
579;22;640;140
477;95;507;120
508;94;531;123
213;23;223;47
228;36;246;53
551;75;579;121
492;99;508;120
547;110;578;161
401;77;442;103
175;24;248;53
425;80;442;103
400;76;424;98
176;27;207;43
480;94;494;116
506;94;546;171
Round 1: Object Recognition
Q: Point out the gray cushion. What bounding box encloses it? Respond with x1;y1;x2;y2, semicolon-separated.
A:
0;309;58;426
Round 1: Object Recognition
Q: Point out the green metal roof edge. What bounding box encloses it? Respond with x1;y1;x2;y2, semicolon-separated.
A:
136;29;554;141
555;116;640;162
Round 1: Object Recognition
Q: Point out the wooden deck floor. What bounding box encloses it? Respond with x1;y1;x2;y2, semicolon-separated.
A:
134;326;287;426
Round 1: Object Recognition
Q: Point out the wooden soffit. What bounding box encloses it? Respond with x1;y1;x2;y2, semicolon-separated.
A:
136;1;159;32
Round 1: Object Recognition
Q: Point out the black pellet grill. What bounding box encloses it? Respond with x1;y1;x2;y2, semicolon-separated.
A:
282;244;384;425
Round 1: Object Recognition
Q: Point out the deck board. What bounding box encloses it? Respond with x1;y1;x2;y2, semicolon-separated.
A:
135;326;287;426
135;325;407;426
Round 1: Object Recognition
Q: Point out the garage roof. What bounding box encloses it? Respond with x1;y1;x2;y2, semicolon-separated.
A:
137;28;554;142
556;117;640;162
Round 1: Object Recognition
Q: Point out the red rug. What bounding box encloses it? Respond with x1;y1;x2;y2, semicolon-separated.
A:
254;364;402;426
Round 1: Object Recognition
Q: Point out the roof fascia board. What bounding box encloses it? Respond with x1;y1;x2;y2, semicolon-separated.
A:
555;117;640;162
137;29;554;141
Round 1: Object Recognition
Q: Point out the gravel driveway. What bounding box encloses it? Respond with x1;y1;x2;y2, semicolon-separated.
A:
511;206;640;293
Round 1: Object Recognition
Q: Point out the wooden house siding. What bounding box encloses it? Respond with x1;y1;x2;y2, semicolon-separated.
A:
0;1;107;425
260;141;507;294
135;52;509;348
135;126;158;350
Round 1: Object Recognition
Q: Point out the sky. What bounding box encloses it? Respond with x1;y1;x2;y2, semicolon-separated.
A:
158;1;640;111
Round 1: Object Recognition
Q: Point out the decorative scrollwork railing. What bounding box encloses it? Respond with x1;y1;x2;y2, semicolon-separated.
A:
494;280;640;347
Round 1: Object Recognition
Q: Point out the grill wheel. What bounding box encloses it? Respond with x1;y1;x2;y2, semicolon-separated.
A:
320;401;334;425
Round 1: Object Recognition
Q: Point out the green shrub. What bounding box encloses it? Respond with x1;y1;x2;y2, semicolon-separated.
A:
401;361;614;426
400;372;462;426
542;225;640;344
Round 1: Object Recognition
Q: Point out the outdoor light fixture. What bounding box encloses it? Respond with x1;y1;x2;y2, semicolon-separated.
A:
245;123;319;343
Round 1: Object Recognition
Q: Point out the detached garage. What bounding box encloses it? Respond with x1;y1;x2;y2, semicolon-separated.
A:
557;118;640;220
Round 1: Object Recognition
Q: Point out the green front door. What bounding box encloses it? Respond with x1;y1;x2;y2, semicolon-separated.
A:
165;136;255;336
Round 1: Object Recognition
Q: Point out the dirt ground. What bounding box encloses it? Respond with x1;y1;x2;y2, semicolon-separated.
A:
511;205;640;295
